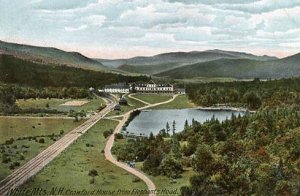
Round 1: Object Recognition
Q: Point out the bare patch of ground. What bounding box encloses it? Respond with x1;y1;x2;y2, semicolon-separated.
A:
60;100;89;106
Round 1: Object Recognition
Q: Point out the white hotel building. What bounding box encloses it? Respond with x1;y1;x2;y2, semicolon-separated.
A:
103;80;176;94
133;80;174;94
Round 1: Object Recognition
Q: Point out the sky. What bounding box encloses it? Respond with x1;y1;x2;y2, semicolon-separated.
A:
0;0;300;59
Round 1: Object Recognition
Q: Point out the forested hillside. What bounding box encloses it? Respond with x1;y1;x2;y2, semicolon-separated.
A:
0;40;107;71
156;56;300;79
0;54;148;88
187;78;300;109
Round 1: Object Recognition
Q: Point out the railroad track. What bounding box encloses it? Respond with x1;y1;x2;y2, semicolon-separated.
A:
0;95;117;196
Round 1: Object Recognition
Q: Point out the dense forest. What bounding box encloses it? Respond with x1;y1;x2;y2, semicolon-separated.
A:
113;78;300;195
187;78;300;110
0;54;148;88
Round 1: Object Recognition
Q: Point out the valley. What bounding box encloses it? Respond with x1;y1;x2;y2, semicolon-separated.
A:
0;40;299;196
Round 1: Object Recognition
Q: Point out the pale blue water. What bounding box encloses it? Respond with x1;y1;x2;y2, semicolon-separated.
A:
126;109;244;135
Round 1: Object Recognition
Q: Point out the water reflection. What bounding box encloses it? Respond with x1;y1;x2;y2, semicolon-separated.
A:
126;109;244;136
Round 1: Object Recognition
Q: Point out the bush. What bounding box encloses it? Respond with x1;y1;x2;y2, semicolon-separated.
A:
2;156;11;163
20;155;25;160
88;169;98;177
38;138;45;143
103;129;113;138
14;162;20;167
115;133;124;140
132;178;141;183
89;178;95;184
5;138;14;145
9;164;15;170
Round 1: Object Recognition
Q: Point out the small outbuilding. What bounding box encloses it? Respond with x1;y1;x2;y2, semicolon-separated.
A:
119;97;128;105
114;104;121;111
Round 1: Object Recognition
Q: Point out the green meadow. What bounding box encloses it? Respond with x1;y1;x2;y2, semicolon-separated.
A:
150;95;195;109
132;94;173;104
0;117;83;181
16;96;105;113
22;119;147;195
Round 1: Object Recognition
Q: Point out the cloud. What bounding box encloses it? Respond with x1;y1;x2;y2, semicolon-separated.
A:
64;25;88;32
82;15;106;26
214;0;300;13
166;0;261;5
33;0;98;10
1;0;300;58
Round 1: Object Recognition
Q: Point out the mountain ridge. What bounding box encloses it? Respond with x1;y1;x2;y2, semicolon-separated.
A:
0;40;108;72
96;49;279;75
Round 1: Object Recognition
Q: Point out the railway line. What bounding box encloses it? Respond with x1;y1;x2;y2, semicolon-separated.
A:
0;94;116;195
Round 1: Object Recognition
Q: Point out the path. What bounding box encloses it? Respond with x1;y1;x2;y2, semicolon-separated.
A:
128;94;151;105
0;95;116;196
105;94;178;196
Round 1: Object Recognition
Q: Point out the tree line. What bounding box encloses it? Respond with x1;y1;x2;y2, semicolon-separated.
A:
186;78;300;110
0;83;91;114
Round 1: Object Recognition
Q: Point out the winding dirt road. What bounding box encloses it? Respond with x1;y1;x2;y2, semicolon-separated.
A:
105;94;178;196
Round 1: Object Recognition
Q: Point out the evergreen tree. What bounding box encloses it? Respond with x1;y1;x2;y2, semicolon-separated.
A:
184;120;189;130
172;120;176;135
166;122;170;136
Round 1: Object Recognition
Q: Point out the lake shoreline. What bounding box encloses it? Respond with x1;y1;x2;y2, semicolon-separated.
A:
144;106;256;113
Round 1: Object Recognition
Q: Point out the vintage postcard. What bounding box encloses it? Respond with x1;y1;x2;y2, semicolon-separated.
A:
0;0;299;195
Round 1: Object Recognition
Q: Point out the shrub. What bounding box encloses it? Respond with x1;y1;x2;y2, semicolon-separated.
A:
20;155;25;160
14;162;20;167
89;178;95;184
9;164;15;170
2;156;11;163
132;178;141;183
88;169;98;177
60;130;64;135
103;130;113;138
5;138;14;145
38;138;45;143
115;133;124;140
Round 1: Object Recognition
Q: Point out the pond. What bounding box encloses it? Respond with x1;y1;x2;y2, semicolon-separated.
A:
125;109;245;136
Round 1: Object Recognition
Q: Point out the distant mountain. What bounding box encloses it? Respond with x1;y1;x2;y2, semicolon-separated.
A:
96;50;278;75
0;40;108;71
156;54;300;79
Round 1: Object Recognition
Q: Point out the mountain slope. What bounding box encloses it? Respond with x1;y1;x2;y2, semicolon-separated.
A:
0;54;148;87
0;40;108;71
156;56;300;79
97;50;277;75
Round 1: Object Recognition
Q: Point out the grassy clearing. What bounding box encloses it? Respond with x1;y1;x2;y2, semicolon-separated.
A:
0;117;82;181
107;94;146;117
16;96;105;113
134;161;194;195
149;169;194;195
132;94;172;104
150;95;195;110
22;119;147;194
0;117;82;143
